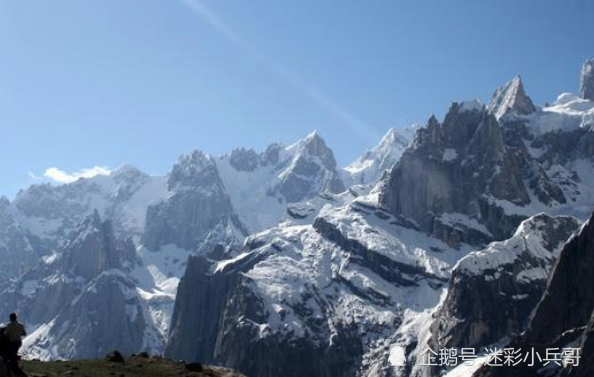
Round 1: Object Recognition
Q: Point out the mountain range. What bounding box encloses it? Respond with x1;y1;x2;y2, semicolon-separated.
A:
1;58;593;377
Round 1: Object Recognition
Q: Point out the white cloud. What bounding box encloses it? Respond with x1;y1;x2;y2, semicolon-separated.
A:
43;166;111;184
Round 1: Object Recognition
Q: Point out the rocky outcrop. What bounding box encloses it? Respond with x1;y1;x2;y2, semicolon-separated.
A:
379;103;530;245
165;255;245;363
167;242;370;377
228;148;260;172
524;213;594;346
377;82;594;249
40;270;149;359
580;58;594;101
475;209;594;377
60;211;136;280
167;194;456;377
13;165;166;251
0;197;37;282
142;150;246;251
571;311;594;377
1;213;155;360
489;76;537;119
430;214;578;360
313;216;444;287
275;131;345;203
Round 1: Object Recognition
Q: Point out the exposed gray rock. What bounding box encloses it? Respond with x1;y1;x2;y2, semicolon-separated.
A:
167;247;368;377
165;255;241;363
0;197;38;282
313;216;445;287
142;150;246;251
379;104;531;245
489;76;537;119
44;270;149;359
524;214;594;346
275;131;345;203
60;210;136;280
228;148;260;172
166;199;450;377
13;165;164;250
430;214;578;361
475;209;594;377
580;58;594;101
570;310;594;377
0;213;151;360
262;143;283;166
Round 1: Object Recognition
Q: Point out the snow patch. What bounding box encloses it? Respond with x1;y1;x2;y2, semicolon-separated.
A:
442;148;458;162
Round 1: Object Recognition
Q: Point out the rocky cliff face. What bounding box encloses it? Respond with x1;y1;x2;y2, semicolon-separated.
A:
379;75;594;249
142;150;246;252
489;76;537;119
473;209;594;377
167;68;594;377
524;214;594;347
166;193;463;377
379;101;530;246
2;62;594;376
14;165;166;247
430;214;578;369
0;212;159;359
60;211;136;279
0;131;370;361
0;197;37;282
275;131;345;203
580;59;594;101
0;165;166;286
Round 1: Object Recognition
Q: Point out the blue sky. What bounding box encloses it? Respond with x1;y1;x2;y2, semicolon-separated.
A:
1;0;593;198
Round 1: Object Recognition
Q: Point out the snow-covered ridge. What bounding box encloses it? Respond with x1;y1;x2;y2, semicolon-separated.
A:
528;92;594;134
13;165;167;243
3;60;594;374
455;213;578;276
344;127;415;186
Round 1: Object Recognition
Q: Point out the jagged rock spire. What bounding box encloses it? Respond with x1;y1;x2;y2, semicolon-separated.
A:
167;149;220;191
291;130;338;170
489;75;537;119
580;58;594;101
279;131;345;201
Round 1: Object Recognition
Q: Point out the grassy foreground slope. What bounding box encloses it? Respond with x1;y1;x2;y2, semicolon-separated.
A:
21;356;247;377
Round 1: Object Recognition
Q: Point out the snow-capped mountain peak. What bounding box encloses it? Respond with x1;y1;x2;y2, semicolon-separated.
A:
215;131;346;233
110;164;147;181
285;129;338;171
489;75;537;119
345;127;412;185
375;128;411;155
167;150;220;192
3;60;594;377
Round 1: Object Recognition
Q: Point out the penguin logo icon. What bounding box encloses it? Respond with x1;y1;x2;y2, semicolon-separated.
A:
389;345;407;367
